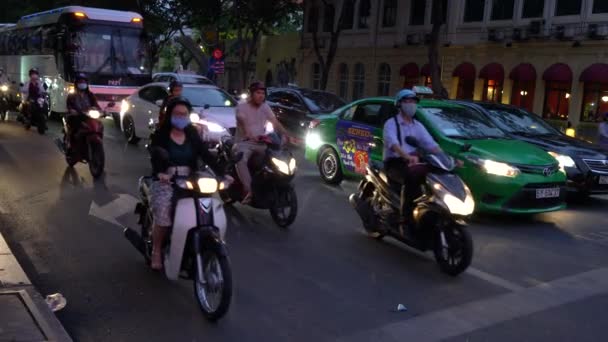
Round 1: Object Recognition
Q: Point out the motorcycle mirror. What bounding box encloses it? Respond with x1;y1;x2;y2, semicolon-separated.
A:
405;136;419;147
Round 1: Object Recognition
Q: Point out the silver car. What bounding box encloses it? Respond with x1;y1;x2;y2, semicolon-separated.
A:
119;83;237;144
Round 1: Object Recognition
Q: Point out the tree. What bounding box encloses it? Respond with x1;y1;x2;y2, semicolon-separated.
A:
309;0;349;91
428;0;448;98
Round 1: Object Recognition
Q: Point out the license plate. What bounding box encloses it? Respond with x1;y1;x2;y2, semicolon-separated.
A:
536;188;560;199
600;176;608;185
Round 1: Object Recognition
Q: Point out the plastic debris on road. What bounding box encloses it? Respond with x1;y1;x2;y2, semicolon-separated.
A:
396;304;407;312
45;293;67;312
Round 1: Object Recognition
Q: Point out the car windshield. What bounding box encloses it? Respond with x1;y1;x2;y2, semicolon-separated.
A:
300;89;346;113
422;106;508;140
481;106;559;135
182;87;237;107
179;75;214;85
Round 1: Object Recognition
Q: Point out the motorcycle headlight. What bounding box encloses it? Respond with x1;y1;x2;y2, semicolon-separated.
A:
0;85;8;92
482;159;519;177
548;152;576;170
272;157;290;174
289;157;297;173
197;177;218;194
265;121;274;133
88;110;101;119
189;113;200;123
442;193;475;216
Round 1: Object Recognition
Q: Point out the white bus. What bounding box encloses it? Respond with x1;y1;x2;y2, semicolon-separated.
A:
0;6;151;117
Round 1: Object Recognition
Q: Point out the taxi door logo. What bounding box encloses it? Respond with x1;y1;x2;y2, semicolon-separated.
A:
354;150;369;174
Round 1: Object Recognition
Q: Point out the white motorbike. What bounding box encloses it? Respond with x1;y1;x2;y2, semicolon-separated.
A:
124;153;233;321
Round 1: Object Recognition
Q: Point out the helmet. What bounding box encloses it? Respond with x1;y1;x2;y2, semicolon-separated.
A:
75;73;88;82
169;80;183;92
29;68;39;76
165;96;193;115
394;89;419;106
248;81;266;93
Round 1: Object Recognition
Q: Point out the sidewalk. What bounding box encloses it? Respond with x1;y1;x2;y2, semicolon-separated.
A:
0;232;72;341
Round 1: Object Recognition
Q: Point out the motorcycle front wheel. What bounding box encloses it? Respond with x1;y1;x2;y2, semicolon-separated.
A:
88;141;105;178
194;250;232;322
433;224;473;276
269;186;298;228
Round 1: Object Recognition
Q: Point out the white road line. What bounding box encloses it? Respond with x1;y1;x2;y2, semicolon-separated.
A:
338;267;608;342
466;267;525;292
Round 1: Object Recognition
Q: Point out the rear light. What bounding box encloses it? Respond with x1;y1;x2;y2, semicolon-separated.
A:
309;119;321;129
74;12;87;18
131;17;142;23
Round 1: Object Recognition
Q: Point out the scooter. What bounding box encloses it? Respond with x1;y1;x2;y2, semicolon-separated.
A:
21;97;48;134
124;147;233;321
349;137;475;276
55;109;105;178
217;133;298;228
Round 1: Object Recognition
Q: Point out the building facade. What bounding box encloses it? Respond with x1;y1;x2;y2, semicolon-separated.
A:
300;0;608;138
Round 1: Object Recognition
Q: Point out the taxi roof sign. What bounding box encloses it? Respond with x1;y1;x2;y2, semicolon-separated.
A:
412;86;434;95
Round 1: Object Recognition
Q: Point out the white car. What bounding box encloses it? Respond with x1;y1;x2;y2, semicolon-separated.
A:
120;83;237;144
152;72;215;85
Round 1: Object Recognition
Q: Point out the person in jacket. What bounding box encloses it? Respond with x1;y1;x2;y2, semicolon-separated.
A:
64;73;100;149
599;112;608;151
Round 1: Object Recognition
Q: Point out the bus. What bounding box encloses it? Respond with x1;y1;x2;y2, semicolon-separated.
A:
0;6;151;117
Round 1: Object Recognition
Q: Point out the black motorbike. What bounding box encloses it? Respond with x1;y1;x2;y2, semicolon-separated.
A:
217;133;298;228
349;137;474;276
0;84;9;122
21;96;48;134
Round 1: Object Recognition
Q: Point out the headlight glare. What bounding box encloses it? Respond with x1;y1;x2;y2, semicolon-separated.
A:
88;110;101;119
197;177;218;194
443;193;475;216
548;152;576;169
306;132;323;149
289;158;297;172
272;157;290;174
0;85;8;92
483;160;519;177
200;120;226;133
189;113;200;123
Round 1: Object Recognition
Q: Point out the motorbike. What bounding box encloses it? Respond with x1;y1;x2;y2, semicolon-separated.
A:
217;133;298;228
55;109;105;178
0;83;10;121
21;96;48;134
349;137;475;276
124;149;233;321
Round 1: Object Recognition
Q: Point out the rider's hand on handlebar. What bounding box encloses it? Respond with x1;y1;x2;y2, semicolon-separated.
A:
158;173;171;183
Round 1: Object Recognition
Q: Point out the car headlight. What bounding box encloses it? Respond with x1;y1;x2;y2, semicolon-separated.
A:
190;113;200;123
306;132;323;149
548;152;576;170
482;159;520;177
0;85;8;92
272;157;291;174
197;177;218;194
88;110;101;119
120;100;129;115
200;120;226;133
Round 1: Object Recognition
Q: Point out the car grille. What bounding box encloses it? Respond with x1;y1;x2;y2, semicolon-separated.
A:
94;94;129;103
513;163;560;176
503;182;566;210
583;159;608;174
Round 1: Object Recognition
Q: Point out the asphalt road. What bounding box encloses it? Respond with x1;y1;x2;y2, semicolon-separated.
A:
0;115;607;342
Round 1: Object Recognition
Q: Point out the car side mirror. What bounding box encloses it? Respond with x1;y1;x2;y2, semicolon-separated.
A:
405;136;419;147
460;143;472;152
155;99;163;107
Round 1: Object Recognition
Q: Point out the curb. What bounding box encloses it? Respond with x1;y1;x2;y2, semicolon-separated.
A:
0;232;72;341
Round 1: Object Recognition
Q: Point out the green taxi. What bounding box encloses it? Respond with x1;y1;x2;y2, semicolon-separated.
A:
304;98;567;214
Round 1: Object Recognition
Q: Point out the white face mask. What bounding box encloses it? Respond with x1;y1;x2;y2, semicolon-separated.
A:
401;103;417;117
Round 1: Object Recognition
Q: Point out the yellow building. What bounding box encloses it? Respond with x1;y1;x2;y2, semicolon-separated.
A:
255;33;301;87
300;0;608;140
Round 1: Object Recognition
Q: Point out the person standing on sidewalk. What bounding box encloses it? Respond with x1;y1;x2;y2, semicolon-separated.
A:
599;112;608;151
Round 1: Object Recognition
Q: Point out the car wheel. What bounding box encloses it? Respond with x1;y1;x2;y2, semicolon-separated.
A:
122;115;139;145
318;147;343;185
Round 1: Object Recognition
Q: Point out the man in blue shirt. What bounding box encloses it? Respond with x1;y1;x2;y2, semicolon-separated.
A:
383;89;442;223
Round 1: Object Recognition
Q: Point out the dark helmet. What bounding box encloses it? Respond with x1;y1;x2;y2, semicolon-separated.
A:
75;73;88;82
169;80;183;92
165;96;193;115
248;80;266;93
29;68;39;76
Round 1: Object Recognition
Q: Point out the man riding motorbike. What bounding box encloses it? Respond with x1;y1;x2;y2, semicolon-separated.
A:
383;89;442;223
158;80;184;125
65;73;100;150
233;81;292;204
20;68;46;121
148;96;227;270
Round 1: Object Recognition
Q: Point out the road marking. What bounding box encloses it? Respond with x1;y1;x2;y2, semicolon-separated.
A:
89;193;139;227
466;267;524;292
338;267;608;342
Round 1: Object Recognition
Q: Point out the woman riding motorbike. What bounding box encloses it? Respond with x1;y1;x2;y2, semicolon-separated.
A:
65;73;100;150
148;96;226;270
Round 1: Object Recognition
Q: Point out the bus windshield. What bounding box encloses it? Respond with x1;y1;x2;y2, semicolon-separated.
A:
70;25;149;77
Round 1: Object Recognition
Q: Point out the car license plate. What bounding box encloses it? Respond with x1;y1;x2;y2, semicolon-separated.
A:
536;188;560;199
600;176;608;185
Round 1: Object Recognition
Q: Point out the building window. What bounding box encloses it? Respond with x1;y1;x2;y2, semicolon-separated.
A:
543;82;571;120
353;63;365;100
338;63;349;100
308;6;319;33
555;0;582;16
593;0;608;13
483;79;503;103
522;0;544;18
581;83;608;122
311;63;321;90
377;63;391;96
410;0;426;26
511;81;535;112
323;5;336;32
358;0;371;29
431;0;448;24
464;0;485;22
383;0;398;27
491;0;514;20
340;0;355;30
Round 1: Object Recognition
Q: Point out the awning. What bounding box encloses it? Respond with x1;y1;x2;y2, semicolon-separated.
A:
399;63;419;78
452;62;476;80
579;63;608;83
542;63;572;82
509;63;537;82
421;63;440;76
479;63;504;81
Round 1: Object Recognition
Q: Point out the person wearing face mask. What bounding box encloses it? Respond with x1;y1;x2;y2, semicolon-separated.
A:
383;89;442;224
158;80;183;126
65;73;100;150
148;97;226;270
